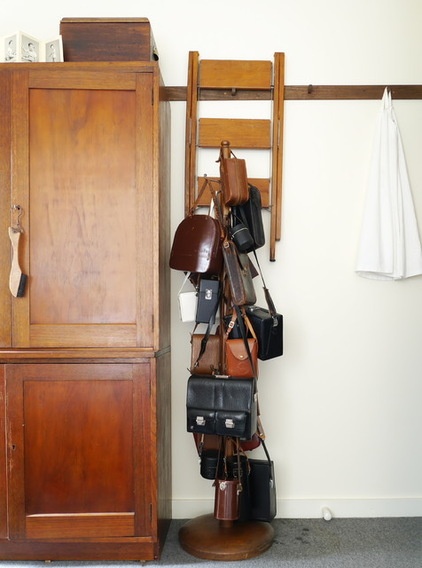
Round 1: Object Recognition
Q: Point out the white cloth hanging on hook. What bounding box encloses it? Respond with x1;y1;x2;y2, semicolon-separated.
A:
355;88;422;280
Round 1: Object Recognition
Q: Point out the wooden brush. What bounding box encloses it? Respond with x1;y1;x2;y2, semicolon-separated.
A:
8;226;28;297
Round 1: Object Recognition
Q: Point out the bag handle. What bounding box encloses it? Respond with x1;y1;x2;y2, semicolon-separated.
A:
178;272;194;295
251;250;277;317
261;439;272;466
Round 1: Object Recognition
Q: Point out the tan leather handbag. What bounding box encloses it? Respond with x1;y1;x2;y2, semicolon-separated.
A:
190;333;221;375
219;142;249;206
226;337;258;378
225;311;258;378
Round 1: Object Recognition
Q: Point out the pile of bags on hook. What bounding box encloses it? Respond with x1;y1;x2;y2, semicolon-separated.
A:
169;140;283;523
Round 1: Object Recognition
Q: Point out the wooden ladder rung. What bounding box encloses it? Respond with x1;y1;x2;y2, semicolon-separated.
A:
199;60;272;90
198;118;271;149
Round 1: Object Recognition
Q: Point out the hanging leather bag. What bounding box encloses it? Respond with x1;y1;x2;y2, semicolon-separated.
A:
213;439;243;521
195;277;220;324
214;477;241;521
169;180;224;275
246;251;283;360
248;440;277;522
219;141;249;206
222;239;256;306
232;184;265;252
190;333;221;375
186;375;258;439
246;305;283;361
229;216;255;253
225;311;258;378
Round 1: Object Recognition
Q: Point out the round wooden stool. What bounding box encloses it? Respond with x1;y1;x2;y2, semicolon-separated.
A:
179;514;274;561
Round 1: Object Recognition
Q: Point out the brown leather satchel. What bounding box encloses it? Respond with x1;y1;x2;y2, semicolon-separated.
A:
222;239;256;306
219;142;249;206
190;333;221;375
169;213;223;274
169;179;224;274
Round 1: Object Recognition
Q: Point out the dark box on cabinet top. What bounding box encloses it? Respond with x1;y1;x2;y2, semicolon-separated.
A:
60;18;159;62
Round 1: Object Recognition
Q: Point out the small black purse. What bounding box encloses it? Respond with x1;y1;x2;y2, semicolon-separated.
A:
196;277;220;324
248;440;277;522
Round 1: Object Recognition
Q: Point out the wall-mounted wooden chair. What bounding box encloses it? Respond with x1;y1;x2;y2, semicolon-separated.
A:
184;51;285;260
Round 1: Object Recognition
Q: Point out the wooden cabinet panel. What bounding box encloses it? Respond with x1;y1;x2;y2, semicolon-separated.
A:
0;62;171;561
6;363;151;540
29;88;138;328
0;366;6;539
0;64;170;350
0;72;12;348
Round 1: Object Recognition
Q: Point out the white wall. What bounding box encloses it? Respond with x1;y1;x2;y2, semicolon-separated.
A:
2;0;421;519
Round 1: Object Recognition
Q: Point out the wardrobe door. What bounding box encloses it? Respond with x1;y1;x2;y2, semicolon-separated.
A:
9;69;156;348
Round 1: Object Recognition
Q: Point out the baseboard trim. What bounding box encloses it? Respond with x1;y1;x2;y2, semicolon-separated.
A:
171;498;422;519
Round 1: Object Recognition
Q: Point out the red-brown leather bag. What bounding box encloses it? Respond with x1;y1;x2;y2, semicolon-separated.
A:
214;478;241;521
226;337;258;378
169;179;224;275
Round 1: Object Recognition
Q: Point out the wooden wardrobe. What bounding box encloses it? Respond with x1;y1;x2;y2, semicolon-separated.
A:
0;61;171;560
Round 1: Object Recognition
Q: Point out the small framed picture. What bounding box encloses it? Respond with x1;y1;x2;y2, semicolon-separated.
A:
0;32;64;63
20;32;41;62
2;33;19;62
44;36;64;62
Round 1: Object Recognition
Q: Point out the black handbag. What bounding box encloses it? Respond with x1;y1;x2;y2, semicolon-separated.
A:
232;184;265;252
247;251;284;360
246;305;283;360
224;302;282;362
248;440;277;522
186;375;258;440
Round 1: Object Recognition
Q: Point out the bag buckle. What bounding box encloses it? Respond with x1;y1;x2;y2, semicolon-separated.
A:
205;288;213;300
225;418;235;429
196;416;206;426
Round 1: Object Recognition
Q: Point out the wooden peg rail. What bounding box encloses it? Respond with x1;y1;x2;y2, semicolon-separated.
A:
161;84;422;101
163;78;421;261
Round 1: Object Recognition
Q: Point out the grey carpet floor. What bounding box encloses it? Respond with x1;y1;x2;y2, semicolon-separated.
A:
0;517;420;567
153;517;421;567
